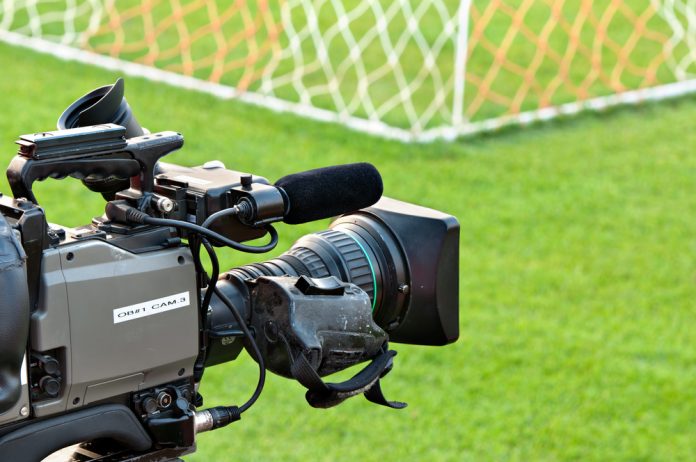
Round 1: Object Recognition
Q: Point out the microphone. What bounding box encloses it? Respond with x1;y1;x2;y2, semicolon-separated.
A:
275;163;383;224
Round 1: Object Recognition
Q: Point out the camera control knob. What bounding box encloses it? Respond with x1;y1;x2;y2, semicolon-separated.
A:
33;354;60;376
295;275;345;296
39;376;61;397
240;174;253;188
152;196;175;213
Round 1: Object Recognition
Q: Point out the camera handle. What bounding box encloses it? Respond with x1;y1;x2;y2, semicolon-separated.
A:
6;124;183;204
7;154;140;204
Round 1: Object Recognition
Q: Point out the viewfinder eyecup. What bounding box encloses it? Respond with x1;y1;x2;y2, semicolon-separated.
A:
56;78;146;198
57;78;145;138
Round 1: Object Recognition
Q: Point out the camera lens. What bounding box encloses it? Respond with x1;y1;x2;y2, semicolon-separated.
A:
213;197;458;351
226;213;409;335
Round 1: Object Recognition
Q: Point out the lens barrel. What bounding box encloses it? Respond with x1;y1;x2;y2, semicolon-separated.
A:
227;215;409;333
210;197;458;363
224;197;460;346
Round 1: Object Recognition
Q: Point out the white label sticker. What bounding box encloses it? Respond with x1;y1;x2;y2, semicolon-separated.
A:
173;175;211;186
113;291;190;324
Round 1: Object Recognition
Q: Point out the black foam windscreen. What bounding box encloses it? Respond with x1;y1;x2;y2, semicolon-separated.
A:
275;163;383;224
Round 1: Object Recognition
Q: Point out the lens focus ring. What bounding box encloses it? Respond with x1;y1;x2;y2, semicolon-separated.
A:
314;230;375;301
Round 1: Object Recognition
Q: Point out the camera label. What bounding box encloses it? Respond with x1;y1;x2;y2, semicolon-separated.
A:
113;291;190;324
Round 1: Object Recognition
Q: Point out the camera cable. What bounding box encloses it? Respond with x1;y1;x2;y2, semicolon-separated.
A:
200;205;242;229
192;239;266;430
202;238;266;412
190;228;268;420
106;201;279;254
107;202;270;427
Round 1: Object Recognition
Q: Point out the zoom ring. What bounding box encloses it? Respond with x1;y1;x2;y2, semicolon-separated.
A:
315;230;374;300
281;247;330;278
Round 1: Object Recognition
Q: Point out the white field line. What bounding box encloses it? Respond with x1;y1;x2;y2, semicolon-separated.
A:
2;30;696;143
0;30;416;142
419;78;696;142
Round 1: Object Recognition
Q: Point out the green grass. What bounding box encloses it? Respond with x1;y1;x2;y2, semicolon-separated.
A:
3;42;696;461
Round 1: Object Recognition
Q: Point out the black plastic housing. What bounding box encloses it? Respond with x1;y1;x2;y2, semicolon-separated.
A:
154;162;272;243
0;213;30;415
0;404;152;461
57;79;147;198
248;275;387;378
211;197;459;352
57;78;144;139
332;197;460;345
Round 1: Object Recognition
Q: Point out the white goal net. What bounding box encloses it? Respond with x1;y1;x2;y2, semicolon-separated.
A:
1;0;696;142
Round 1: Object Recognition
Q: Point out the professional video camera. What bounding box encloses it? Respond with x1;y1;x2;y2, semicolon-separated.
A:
0;79;459;461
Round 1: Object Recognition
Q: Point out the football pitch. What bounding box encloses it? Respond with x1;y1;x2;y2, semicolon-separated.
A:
1;0;682;130
2;36;696;462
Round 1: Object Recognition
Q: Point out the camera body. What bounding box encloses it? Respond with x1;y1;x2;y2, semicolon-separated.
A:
0;81;459;461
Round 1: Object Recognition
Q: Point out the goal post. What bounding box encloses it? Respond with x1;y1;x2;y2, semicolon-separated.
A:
1;0;695;142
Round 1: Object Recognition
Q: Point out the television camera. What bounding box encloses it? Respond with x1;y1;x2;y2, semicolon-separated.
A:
0;79;459;461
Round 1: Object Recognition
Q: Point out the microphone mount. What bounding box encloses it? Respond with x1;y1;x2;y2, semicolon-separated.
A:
228;180;286;227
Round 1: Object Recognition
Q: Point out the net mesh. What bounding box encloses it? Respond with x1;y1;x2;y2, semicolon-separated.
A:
465;0;692;122
1;0;695;140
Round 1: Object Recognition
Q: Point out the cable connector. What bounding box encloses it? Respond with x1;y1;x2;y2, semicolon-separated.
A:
105;200;149;224
194;406;241;433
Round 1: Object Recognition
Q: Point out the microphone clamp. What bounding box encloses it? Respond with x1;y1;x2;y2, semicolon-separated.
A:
229;181;286;227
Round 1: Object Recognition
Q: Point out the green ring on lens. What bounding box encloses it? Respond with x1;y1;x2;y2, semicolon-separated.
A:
344;233;377;312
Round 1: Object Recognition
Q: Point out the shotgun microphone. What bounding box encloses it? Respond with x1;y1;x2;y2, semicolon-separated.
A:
275;163;383;224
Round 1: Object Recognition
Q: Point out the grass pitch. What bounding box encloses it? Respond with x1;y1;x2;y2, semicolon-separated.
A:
2;0;679;129
1;42;696;461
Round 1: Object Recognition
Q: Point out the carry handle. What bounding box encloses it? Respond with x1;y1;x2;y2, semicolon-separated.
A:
6;124;182;204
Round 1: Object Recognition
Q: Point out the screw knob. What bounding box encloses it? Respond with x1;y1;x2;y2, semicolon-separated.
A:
39;376;61;397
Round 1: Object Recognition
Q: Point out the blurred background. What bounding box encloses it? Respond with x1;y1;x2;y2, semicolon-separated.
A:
2;1;696;461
